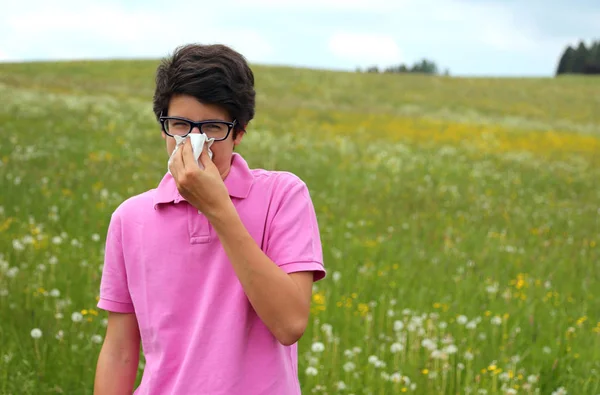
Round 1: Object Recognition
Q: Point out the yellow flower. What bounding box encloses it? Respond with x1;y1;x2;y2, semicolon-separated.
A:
81;309;89;315
357;303;369;317
422;369;429;375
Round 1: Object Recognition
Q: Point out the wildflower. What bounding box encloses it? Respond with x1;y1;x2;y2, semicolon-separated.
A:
305;366;318;376
12;239;24;251
30;328;42;339
543;346;551;354
343;362;356;372
91;335;103;344
336;381;346;390
551;387;567;395
311;342;325;353
394;320;404;331
444;344;458;354
421;339;436;351
527;375;538;384
390;342;404;353
464;351;474;360
421;369;429;375
71;312;83;322
491;316;502;326
91;233;101;242
49;256;58;265
505;389;517;395
457;315;468;325
390;372;402;383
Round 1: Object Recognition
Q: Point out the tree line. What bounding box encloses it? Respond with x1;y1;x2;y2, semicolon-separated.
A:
357;59;449;76
556;40;600;75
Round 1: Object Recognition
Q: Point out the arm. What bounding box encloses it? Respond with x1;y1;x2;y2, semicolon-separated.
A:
94;312;140;395
210;205;314;346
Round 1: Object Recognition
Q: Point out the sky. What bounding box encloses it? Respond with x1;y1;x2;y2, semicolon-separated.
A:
0;0;597;76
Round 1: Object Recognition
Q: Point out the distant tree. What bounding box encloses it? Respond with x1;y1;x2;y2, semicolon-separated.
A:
556;45;575;75
556;39;600;75
571;41;589;74
583;41;600;74
358;59;445;75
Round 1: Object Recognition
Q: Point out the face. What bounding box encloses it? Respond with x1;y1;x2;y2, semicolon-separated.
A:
162;94;245;179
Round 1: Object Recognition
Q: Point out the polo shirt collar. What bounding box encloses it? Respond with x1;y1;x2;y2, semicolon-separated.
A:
153;153;254;209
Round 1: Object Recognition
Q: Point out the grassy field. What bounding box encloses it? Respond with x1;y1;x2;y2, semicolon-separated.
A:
0;59;599;395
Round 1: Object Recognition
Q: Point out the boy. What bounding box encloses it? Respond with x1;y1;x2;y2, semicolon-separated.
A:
94;43;326;395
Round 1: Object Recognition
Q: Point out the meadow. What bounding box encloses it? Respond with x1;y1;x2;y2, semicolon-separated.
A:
0;59;599;395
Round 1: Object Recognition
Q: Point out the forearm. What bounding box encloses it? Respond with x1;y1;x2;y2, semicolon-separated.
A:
94;343;139;395
209;204;310;345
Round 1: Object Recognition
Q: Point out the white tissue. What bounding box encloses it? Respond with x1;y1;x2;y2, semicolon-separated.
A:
167;133;214;174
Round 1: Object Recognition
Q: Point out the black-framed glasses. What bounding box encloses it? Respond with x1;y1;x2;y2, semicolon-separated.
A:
159;114;237;141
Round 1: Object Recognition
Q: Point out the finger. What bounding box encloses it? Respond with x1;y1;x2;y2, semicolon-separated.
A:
199;143;213;169
182;138;197;169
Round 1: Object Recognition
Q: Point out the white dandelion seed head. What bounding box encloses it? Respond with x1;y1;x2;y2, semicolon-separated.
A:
466;320;477;330
551;387;567;395
343;362;356;372
421;339;437;351
49;289;60;297
527;375;538;384
381;372;390;381
91;233;101;242
457;362;465;370
543;346;552;354
368;355;379;364
71;312;83;322
390;342;404;353
49;256;58;265
491;316;502;326
457;315;468;325
444;345;458;354
505;389;517;395
55;330;64;340
305;366;318;376
394;320;404;332
431;350;448;360
91;335;103;344
464;351;474;361
30;328;42;339
311;342;325;353
390;372;402;383
336;381;346;390
332;271;341;282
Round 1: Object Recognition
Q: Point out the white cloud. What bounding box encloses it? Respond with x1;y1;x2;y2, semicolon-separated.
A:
1;1;274;62
231;0;410;11
328;32;402;66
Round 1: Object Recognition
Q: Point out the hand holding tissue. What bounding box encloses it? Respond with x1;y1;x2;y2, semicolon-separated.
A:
168;133;214;174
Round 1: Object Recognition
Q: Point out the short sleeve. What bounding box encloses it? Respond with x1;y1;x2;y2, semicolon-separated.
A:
264;176;326;282
97;211;135;313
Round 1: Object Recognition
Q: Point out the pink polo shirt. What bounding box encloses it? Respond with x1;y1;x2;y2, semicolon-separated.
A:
97;152;326;395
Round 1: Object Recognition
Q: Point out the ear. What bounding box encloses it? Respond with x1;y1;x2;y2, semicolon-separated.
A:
233;127;246;146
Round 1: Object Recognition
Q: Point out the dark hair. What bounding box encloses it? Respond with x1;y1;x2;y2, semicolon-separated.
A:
153;43;255;139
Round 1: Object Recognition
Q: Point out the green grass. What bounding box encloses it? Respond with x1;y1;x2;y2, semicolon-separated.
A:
0;60;599;394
